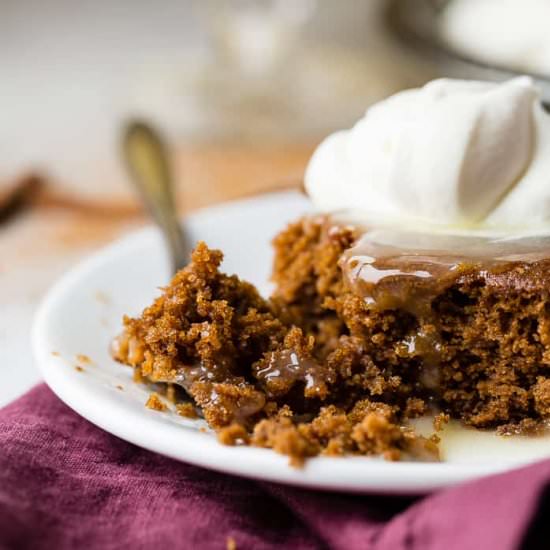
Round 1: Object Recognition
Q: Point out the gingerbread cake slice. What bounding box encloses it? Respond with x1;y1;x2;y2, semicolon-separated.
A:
113;76;550;463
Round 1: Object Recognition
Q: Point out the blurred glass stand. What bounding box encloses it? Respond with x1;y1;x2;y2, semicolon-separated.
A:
196;0;317;141
129;0;433;145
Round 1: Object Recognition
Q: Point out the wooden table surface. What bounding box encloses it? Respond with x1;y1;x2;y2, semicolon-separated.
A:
0;142;315;406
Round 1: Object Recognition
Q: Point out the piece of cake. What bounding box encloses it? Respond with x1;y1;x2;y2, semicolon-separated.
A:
113;76;550;464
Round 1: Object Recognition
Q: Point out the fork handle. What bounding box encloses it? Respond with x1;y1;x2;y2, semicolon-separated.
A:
122;121;189;274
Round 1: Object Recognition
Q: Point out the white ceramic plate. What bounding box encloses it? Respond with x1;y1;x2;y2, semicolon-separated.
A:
32;191;550;494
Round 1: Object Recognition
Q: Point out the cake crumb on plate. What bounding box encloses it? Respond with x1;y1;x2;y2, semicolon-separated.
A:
145;393;167;412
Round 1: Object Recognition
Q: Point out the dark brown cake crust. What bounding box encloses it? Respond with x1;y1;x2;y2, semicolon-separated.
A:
113;217;550;464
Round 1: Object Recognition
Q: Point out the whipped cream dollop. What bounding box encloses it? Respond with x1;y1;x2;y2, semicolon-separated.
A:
305;77;550;232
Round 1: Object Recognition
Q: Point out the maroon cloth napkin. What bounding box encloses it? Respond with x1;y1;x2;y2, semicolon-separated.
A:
0;385;548;550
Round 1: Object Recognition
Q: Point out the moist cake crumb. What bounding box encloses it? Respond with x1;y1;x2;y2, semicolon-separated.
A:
176;403;199;419
218;423;249;445
146;393;167;412
434;413;450;432
496;418;545;436
113;217;550;465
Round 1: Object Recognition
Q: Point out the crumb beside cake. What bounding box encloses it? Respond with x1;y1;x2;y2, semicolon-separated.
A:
145;392;168;412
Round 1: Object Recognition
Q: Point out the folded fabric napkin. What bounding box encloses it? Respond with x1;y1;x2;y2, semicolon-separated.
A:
0;385;547;550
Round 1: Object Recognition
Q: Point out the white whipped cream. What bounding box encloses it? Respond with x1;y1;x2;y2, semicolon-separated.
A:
439;0;550;77
305;77;550;232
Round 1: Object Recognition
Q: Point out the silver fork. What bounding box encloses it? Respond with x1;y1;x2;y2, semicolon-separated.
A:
121;120;190;274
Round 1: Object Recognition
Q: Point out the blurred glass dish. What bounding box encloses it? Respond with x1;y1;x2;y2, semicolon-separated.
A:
438;0;550;78
200;0;318;81
386;0;550;104
163;0;428;143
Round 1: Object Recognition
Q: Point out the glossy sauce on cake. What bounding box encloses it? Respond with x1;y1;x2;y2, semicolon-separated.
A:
340;227;550;394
